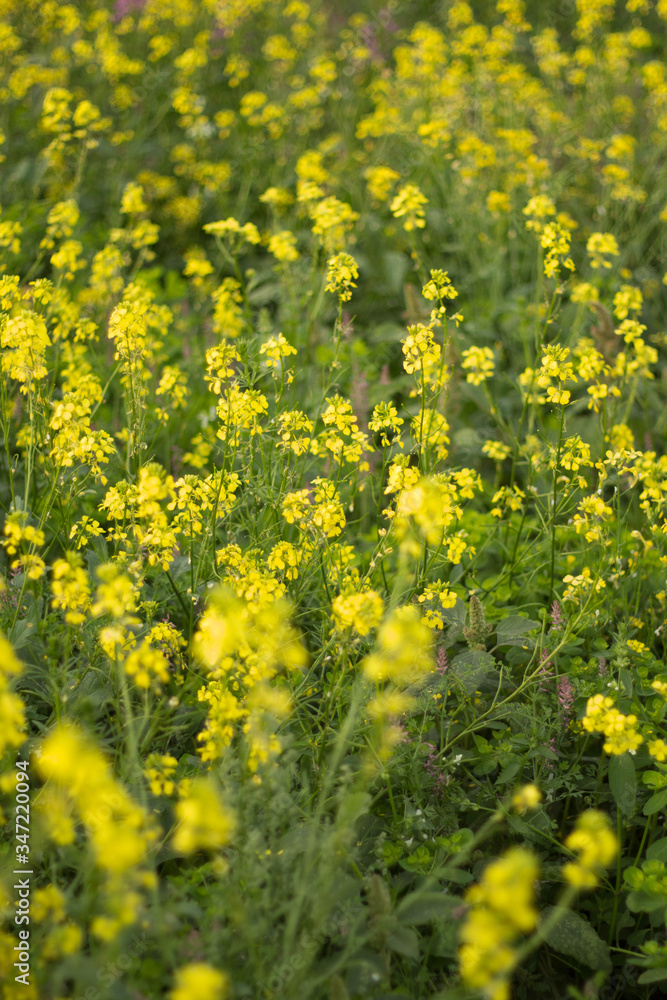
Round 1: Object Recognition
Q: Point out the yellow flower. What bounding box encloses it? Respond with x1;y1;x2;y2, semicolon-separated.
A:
390;183;428;231
259;333;297;369
369;401;404;447
587;232;620;269
169;964;229;1000
144;755;179;796
1;309;50;390
461;346;495;385
522;194;556;234
120;181;148;215
268;230;299;262
309;197;358;251
364;165;399;202
563;809;617;888
124;641;170;689
172;778;236;854
332;591;384;636
487;190;511;215
581;693;643;754
482;440;511;462
51;554;90;625
362;606;433;686
648;739;667;763
36;724;158;874
512;784;542;813
325;252;359;301
459;847;539;1000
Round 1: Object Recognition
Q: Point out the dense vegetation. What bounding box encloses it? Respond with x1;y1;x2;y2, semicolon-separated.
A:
3;1;667;998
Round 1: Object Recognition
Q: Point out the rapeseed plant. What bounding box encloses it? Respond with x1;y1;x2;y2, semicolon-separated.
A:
2;1;667;996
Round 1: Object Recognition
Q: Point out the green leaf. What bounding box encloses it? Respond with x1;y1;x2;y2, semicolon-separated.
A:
436;828;475;856
638;968;667;985
382;842;404;866
608;753;636;816
386;925;420;960
395;892;459;925
473;756;499;777
619;668;633;698
440;597;467;627
642;771;667;789
538;907;611;972
497;757;522;785
495;616;541;641
9;618;35;651
644;788;667;816
506;812;550;844
449;650;497;694
647;838;667;863
430;866;474;885
337;791;371;828
626;891;667;913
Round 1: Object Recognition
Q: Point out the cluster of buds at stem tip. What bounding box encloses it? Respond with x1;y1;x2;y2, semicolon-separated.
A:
436;646;449;674
549;600;564;632
557;675;575;718
538;650;553;692
463;594;493;651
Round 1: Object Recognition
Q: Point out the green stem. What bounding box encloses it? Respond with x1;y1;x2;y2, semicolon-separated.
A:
548;403;566;605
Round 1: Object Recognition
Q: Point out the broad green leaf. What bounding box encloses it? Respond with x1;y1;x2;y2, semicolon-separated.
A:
436;828;475;856
608;753;636;816
337;791;371;828
638;968;667;985
644;788;667;816
449;650;497;694
473;756;499;777
507;813;542;842
619;668;633;698
626;891;667;913
430;866;474;885
497;757;522;785
440;597;467;627
647;838;667;863
538;907;611;972
495;616;541;640
395;892;459;925
642;772;667;789
9;618;35;651
386;925;420;960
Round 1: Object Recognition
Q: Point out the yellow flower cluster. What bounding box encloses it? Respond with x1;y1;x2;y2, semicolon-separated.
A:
282;478;347;539
169;963;228;1000
192;587;306;772
325;252;359;301
332;590;384;636
536;345;577;406
563;809;618;888
461;345;495;386
36;724;158;940
2;513;46;580
392;475;465;549
581;693;643;754
172;777;236;853
0;632;26;757
50;553;91;625
459;847;539;1000
362;606;433;687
